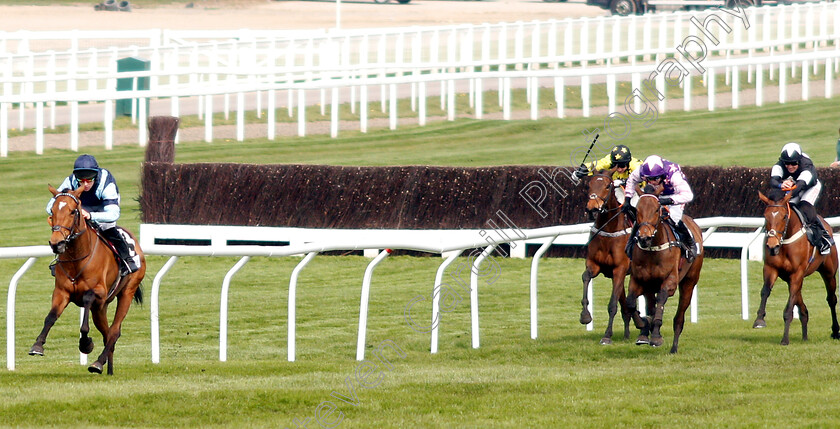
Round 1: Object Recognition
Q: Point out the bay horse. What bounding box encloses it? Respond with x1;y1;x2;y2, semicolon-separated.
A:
625;186;704;353
30;185;146;375
754;190;839;345
579;170;632;345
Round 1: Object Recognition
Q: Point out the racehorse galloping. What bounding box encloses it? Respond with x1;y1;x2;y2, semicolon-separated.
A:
579;170;632;344
625;186;704;353
30;185;146;375
754;190;840;345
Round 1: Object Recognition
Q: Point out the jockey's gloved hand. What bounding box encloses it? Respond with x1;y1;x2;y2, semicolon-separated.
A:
621;203;633;215
659;196;674;206
574;166;589;178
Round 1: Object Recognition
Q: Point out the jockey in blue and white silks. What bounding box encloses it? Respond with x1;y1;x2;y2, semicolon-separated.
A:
46;154;138;276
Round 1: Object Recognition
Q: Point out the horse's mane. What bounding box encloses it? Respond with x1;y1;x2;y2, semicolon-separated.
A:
766;188;786;202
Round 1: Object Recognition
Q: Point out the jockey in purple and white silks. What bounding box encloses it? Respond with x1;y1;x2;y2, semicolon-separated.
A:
623;155;697;261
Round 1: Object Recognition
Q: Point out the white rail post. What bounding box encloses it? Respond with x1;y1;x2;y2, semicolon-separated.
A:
741;228;765;320
6;257;37;371
105;99;114;150
35;102;43;155
297;89;306;137
220;256;250;362
691;286;698;324
79;308;86;366
707;67;716;111
0;102;7;158
356;249;391;361
236;92;245;141
390;83;398;130
530;235;558;339
267;89;276;140
471;244;497;349
289;252;317;362
431;250;464;354
151;256;179;364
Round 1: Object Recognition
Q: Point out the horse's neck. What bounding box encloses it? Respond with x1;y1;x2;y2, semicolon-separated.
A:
595;191;623;230
64;227;95;261
785;208;804;238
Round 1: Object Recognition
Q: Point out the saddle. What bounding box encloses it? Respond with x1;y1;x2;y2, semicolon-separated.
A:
95;226;140;269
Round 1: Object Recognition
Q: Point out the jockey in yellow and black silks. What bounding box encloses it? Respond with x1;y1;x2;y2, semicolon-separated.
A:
574;144;642;184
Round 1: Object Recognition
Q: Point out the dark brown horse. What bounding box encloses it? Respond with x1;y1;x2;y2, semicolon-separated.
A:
625;187;704;353
579;170;632;344
30;185;146;375
754;190;839;345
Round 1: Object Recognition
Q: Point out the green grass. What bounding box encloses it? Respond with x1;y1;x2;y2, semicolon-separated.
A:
3;98;840;427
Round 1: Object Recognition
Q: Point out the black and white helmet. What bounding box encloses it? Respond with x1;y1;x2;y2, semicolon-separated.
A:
779;142;803;164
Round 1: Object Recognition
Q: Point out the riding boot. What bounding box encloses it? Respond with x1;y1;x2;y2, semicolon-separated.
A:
798;202;833;255
675;220;696;263
101;227;139;276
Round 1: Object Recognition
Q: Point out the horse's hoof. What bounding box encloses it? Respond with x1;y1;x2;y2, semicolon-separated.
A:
88;362;104;374
79;337;94;355
635;336;649;345
650;336;664;347
780;339;789;346
579;311;592;325
29;345;44;356
753;320;766;329
831;332;840;340
600;337;612;345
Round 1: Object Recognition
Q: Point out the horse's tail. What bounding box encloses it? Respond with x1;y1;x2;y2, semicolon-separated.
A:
133;283;144;305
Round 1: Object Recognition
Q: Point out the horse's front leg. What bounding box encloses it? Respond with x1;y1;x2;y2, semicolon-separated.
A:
79;290;96;355
29;288;70;356
600;265;629;345
580;262;599;325
754;266;778;329
781;275;804;346
795;292;809;341
625;276;649;345
649;280;676;348
88;305;110;374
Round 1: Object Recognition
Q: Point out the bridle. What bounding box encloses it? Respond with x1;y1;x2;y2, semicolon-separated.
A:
635;194;664;238
587;173;617;216
585;172;633;242
51;193;86;246
633;194;681;252
764;200;801;248
51;193;98;284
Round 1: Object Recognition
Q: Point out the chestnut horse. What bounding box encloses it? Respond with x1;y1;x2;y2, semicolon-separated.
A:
625;187;704;353
30;185;146;375
754;190;839;345
579;170;632;344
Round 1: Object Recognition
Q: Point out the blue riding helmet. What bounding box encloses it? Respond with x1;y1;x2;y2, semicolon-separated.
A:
73;154;100;180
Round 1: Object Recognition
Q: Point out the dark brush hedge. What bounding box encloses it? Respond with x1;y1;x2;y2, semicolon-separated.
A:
139;163;840;229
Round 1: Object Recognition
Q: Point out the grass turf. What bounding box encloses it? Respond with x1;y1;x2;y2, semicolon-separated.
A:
2;98;840;427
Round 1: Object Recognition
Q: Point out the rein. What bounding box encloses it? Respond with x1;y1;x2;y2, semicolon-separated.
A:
52;193;97;284
634;194;680;252
765;201;805;246
585;174;632;246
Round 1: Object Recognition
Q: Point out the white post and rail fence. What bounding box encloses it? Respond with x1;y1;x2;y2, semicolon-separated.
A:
4;217;839;370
